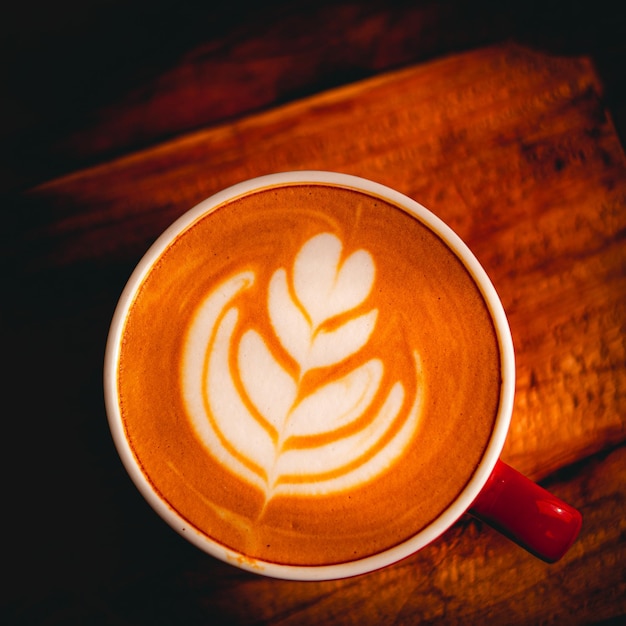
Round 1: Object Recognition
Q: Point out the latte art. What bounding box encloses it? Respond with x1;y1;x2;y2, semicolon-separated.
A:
182;233;424;500
114;182;501;566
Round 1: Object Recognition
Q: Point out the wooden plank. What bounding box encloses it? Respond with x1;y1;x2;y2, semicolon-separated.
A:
2;1;624;191
11;43;626;478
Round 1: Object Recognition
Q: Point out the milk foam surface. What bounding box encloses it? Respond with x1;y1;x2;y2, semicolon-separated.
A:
117;184;501;565
181;233;423;500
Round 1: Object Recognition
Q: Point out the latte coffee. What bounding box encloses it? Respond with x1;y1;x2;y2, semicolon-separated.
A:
107;173;507;574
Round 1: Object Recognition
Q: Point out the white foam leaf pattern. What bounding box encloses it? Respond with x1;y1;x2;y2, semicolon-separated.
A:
276;355;423;495
268;269;311;366
284;359;383;438
207;308;276;472
304;309;378;371
269;239;378;372
277;383;404;478
293;233;375;328
238;329;296;432
181;235;424;501
182;272;273;492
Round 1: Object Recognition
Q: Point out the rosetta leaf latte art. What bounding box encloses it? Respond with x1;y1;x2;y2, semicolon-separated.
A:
182;232;424;502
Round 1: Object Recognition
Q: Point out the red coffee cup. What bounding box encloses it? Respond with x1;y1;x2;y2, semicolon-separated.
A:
105;171;581;579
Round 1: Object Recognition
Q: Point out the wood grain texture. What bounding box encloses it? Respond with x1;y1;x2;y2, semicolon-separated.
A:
3;41;625;625
160;448;626;626
1;0;624;191
12;45;626;472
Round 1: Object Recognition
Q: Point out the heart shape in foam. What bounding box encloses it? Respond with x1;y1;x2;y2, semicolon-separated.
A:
293;233;375;328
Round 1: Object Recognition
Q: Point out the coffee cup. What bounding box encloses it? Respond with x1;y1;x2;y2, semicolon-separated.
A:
104;171;582;580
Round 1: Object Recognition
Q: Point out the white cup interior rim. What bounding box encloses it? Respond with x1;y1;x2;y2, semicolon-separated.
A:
103;170;515;581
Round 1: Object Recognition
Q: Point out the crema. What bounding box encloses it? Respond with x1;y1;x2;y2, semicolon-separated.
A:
116;183;501;565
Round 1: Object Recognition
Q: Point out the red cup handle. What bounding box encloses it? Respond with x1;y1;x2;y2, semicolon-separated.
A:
470;460;582;562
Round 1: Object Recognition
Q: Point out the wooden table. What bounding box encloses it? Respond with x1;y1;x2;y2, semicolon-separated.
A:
2;2;625;624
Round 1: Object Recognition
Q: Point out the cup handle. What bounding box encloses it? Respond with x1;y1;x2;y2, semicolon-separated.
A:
469;460;582;562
